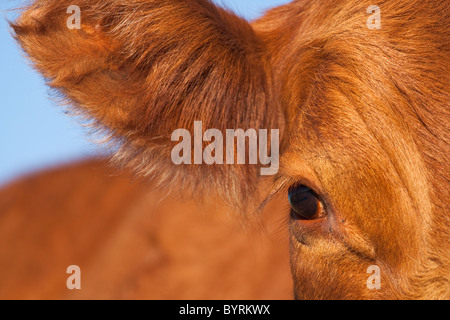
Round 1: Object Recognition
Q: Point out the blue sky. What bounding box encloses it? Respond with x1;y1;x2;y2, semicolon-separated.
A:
0;0;291;186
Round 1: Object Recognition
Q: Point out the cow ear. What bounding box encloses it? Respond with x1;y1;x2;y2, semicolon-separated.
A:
12;0;279;209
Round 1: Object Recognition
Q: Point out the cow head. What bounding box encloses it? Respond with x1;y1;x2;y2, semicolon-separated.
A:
12;0;449;299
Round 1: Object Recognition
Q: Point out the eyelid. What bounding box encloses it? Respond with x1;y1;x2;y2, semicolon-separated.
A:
288;184;310;194
259;173;324;213
278;152;325;196
259;154;325;212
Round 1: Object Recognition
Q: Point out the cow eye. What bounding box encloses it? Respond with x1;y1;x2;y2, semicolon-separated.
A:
288;185;324;220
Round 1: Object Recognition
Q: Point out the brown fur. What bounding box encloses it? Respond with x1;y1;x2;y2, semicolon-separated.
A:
0;159;292;299
256;0;450;299
4;0;450;299
11;0;280;209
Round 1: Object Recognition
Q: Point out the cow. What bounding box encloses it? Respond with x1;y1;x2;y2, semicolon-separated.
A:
1;0;448;299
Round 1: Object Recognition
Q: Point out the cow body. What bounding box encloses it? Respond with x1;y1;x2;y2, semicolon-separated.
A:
0;159;292;299
2;0;449;299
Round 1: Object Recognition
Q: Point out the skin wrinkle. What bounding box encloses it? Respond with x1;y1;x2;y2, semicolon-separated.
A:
337;80;433;229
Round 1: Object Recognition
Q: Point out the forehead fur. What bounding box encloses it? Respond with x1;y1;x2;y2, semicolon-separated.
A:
255;0;449;298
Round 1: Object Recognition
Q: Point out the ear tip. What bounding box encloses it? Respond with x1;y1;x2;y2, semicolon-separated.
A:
11;11;48;37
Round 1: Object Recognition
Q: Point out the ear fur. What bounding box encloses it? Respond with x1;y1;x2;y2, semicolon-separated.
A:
12;0;279;209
